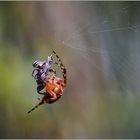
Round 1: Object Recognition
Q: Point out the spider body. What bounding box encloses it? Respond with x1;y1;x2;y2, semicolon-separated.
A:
45;75;65;103
27;50;67;114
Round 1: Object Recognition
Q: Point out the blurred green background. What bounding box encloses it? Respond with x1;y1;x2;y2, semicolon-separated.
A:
0;1;140;138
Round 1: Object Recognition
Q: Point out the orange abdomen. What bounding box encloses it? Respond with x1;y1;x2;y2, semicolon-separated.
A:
45;80;64;97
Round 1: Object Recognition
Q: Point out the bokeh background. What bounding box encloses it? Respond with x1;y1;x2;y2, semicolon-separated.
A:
0;1;140;138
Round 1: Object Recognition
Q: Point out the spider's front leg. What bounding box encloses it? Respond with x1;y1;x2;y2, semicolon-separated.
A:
49;68;56;74
27;97;45;114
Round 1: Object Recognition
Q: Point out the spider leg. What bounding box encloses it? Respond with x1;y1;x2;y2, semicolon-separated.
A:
47;95;61;104
38;90;45;95
45;91;60;104
27;98;44;114
54;60;67;88
37;87;45;95
49;68;56;74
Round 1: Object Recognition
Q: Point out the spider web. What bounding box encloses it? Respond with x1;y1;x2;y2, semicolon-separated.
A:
50;2;140;98
53;3;139;58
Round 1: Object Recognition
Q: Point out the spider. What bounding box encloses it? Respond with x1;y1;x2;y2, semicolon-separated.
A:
27;50;67;114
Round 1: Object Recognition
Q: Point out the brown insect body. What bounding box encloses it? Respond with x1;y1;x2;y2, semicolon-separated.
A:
27;51;67;114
